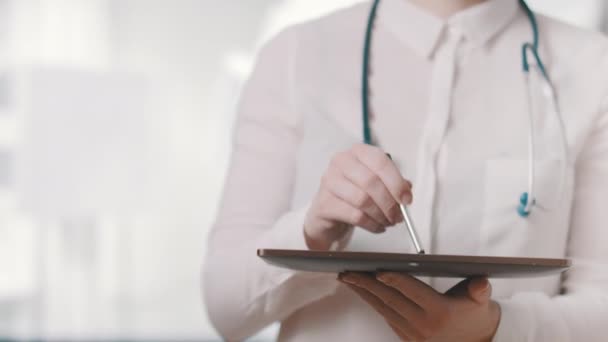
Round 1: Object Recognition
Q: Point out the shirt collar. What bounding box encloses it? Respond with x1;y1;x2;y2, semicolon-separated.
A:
378;0;520;59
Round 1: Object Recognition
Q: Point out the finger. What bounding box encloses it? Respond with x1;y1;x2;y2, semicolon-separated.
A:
341;273;424;319
377;272;444;309
342;282;423;341
444;277;492;305
388;322;410;341
335;151;399;224
467;277;492;304
444;277;472;298
324;169;391;226
317;189;385;233
351;144;413;205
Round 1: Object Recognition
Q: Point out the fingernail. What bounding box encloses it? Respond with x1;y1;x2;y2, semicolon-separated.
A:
386;217;395;226
472;278;490;293
376;272;391;283
481;280;490;292
386;215;395;226
340;273;355;284
394;209;404;223
401;193;412;205
397;213;404;223
390;207;401;225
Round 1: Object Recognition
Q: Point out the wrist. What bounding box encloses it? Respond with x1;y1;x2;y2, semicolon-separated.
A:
303;223;352;251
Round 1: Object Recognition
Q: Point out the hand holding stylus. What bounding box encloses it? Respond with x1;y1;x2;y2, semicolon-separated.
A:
303;144;413;251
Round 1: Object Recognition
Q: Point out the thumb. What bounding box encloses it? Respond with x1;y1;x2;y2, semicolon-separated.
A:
445;277;492;304
467;277;492;304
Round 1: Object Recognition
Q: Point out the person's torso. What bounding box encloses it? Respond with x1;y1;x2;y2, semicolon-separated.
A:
277;1;608;340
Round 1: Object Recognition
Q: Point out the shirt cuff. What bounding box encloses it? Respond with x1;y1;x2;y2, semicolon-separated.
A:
251;204;347;303
264;204;312;251
264;204;353;252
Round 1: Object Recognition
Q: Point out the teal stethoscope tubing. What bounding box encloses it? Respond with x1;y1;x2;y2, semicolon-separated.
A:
361;0;567;217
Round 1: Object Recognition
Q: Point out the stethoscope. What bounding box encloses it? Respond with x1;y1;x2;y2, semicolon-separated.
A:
361;0;569;218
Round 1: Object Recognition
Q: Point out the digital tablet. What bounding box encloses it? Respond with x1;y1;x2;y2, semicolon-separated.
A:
258;249;571;278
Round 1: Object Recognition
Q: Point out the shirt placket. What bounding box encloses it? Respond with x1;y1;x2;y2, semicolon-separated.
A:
411;27;463;254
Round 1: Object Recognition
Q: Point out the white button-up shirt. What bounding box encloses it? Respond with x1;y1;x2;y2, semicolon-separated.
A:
204;0;608;341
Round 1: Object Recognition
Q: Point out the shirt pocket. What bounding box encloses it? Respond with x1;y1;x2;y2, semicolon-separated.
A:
479;158;574;258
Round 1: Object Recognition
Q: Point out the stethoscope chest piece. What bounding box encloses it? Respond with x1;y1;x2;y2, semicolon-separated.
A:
518;192;533;217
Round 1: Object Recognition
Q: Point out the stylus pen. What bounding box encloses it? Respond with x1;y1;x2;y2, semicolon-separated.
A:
386;153;426;254
399;204;425;255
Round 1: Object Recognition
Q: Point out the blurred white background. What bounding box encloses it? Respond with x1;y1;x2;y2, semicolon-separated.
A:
0;0;605;341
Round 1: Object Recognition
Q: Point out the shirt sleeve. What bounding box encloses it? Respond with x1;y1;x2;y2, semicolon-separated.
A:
202;28;345;341
492;94;608;342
